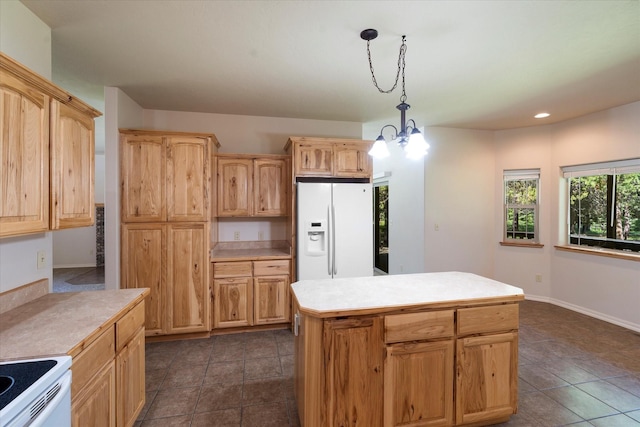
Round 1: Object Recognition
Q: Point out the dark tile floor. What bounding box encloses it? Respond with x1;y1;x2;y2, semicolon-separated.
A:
52;267;105;292
135;300;640;427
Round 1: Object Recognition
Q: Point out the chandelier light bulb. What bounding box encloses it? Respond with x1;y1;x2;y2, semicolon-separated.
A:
368;138;391;158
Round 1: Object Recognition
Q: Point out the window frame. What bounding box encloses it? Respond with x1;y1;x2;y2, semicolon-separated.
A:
562;158;640;255
502;169;541;245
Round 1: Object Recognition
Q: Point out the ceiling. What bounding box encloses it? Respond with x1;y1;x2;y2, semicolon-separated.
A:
21;0;640;130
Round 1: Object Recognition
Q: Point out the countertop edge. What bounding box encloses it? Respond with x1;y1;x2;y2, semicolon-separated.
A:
294;293;525;319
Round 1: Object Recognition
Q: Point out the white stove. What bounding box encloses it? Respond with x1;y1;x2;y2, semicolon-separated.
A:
0;356;71;427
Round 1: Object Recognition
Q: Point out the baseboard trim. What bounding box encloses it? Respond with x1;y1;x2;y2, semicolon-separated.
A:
524;294;640;333
53;263;97;269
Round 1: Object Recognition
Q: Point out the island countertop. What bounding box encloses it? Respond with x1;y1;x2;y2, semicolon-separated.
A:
291;271;524;318
0;289;149;361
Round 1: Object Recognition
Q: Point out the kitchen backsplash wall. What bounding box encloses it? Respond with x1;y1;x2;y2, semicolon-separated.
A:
217;218;287;242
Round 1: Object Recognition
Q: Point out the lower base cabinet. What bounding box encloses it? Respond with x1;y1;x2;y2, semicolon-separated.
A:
71;301;146;427
294;302;519;427
384;341;454;427
456;332;518;425
212;260;290;329
72;360;116;427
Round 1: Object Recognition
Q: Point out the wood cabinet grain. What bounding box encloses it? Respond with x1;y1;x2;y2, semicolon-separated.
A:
294;301;520;427
286;137;373;179
50;100;95;229
0;52;100;238
216;155;289;217
212;259;291;329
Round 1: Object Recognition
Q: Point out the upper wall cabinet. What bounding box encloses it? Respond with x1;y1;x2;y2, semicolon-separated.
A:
120;130;219;223
285;136;373;179
0;52;101;238
216;154;289;217
50;100;95;229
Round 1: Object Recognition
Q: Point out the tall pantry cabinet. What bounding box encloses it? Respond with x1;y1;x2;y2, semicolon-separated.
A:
120;129;219;337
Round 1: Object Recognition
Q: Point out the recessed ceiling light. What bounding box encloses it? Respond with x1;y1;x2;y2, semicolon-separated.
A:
534;113;550;119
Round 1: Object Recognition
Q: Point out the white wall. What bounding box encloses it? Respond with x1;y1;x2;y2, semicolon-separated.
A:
423;127;495;277
494;102;640;331
104;88;145;290
366;122;495;276
142;110;362;155
0;1;54;292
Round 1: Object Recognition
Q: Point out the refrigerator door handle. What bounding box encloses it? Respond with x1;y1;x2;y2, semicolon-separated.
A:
332;204;337;275
327;205;332;276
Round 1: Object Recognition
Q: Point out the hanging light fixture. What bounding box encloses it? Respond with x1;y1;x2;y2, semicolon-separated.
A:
361;29;430;160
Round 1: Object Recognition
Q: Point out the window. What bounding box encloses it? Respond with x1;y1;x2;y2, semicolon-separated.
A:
374;183;389;274
563;159;640;253
503;169;540;243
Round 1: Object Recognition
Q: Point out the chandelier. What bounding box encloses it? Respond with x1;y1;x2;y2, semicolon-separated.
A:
360;29;430;160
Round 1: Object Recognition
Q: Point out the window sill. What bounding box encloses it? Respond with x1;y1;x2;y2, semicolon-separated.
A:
555;245;640;262
500;241;544;248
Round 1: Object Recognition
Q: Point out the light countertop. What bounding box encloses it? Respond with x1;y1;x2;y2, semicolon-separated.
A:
0;289;148;361
291;271;524;318
210;241;291;262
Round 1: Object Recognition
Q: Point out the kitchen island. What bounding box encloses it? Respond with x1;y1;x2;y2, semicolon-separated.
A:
291;272;524;427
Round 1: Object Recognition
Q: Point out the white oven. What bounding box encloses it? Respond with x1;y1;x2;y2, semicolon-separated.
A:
0;356;71;427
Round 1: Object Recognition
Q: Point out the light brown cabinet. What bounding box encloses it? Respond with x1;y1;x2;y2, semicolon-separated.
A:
324;317;384;427
121;131;212;223
71;299;145;427
384;311;455;427
286;137;373;179
212;259;291;329
455;305;519;425
50;100;95;229
0;52;100;238
120;129;217;338
216;154;289;217
121;222;210;336
294;301;520;427
72;360;116;427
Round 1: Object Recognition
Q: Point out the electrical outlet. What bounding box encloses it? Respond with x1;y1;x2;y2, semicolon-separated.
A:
535;274;542;283
37;250;46;269
234;231;240;241
258;231;264;241
434;223;440;231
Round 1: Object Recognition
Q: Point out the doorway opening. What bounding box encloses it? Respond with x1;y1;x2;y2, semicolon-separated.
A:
374;184;389;274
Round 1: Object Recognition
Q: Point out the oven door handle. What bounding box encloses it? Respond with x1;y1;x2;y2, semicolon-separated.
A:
26;370;72;427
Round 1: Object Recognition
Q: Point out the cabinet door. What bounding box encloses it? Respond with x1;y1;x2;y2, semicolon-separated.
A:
217;157;252;216
254;158;288;216
324;317;384;427
254;275;290;324
456;332;518;425
166;136;209;221
167;223;210;334
120;134;165;222
121;223;166;336
72;360;116;427
214;277;253;328
50;100;95;229
334;142;372;178
0;72;50;237
116;327;145;427
294;142;333;177
384;341;454;427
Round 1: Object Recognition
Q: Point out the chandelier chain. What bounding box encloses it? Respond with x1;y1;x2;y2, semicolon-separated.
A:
366;35;407;95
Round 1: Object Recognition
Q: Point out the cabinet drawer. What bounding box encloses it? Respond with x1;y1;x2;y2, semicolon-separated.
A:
116;301;145;351
385;310;454;343
457;304;519;336
213;261;252;278
253;260;290;276
71;325;115;399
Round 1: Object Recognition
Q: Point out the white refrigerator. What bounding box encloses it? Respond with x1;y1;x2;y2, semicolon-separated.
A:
296;181;373;280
